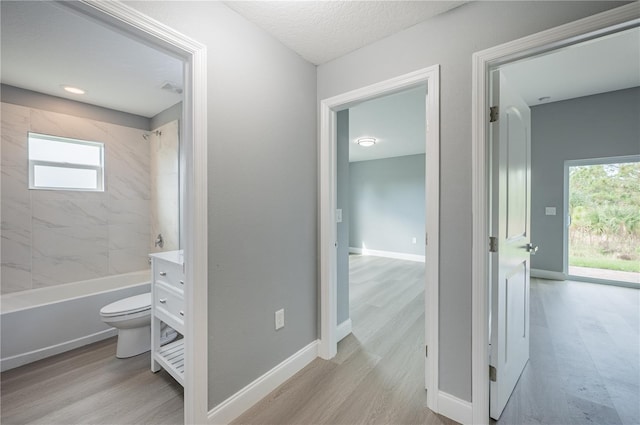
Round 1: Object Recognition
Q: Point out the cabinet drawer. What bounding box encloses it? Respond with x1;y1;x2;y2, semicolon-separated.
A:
154;282;184;329
154;260;184;291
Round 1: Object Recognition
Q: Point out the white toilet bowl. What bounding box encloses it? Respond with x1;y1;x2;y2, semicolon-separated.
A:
100;293;152;358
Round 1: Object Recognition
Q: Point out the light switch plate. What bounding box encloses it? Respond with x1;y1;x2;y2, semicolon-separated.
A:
336;209;342;223
545;207;557;216
275;309;284;330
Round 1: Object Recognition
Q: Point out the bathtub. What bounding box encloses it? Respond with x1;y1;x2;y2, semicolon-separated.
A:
1;270;150;371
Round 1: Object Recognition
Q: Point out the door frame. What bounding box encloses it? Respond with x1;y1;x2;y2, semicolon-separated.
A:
319;65;440;411
65;2;209;423
564;154;640;289
471;4;639;424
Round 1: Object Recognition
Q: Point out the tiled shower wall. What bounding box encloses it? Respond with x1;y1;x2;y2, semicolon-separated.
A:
1;102;151;294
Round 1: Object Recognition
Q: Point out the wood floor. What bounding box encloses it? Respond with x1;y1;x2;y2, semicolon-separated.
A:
0;337;184;425
234;255;455;425
2;257;637;425
496;278;640;425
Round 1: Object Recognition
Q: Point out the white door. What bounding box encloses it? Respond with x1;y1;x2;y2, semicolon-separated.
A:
489;70;534;420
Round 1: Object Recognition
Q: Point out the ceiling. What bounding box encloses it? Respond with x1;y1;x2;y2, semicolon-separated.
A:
223;1;467;65
1;2;637;123
0;1;183;118
349;86;426;163
501;26;640;107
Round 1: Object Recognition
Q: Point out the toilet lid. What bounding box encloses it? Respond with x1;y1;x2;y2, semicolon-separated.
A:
100;293;151;317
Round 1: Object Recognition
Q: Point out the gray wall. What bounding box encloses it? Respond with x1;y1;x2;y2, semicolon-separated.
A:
126;1;317;409
350;155;426;256
531;87;640;272
337;110;350;325
1;84;150;130
150;102;182;130
317;1;627;401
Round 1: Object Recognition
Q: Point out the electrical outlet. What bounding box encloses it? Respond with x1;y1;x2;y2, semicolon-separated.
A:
275;309;285;330
412;237;417;244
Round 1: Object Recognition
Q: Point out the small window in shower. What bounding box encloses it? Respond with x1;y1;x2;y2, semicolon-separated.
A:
28;133;105;191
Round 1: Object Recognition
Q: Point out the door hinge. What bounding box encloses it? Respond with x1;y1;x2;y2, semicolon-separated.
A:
425;232;428;246
489;365;497;382
489;236;498;253
489;106;499;123
425;345;428;358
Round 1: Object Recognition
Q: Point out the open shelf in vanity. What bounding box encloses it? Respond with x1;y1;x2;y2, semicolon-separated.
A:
150;250;185;386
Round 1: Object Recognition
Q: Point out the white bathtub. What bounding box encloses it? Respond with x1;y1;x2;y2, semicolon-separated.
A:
1;270;150;371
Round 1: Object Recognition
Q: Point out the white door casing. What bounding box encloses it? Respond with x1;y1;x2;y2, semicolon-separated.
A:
471;6;639;424
489;70;531;420
63;2;210;423
319;65;440;413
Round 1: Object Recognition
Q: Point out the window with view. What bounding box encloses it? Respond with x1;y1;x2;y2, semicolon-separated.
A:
28;133;105;191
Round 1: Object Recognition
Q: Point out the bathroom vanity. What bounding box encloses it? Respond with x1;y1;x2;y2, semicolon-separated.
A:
150;250;185;386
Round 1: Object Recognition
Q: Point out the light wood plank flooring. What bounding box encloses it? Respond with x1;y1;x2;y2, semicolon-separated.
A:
1;337;183;425
496;278;639;425
234;255;455;425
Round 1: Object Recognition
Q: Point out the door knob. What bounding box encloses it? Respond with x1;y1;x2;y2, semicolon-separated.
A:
525;243;538;255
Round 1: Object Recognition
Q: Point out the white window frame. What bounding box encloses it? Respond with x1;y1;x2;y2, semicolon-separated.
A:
28;132;105;192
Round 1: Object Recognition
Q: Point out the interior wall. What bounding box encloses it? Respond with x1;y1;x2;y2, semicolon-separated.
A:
1;84;150;130
1;101;151;294
125;1;318;409
317;1;628;401
336;110;350;325
531;87;640;273
349;154;426;257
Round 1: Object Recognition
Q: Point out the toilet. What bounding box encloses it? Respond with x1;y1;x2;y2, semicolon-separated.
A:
100;293;176;358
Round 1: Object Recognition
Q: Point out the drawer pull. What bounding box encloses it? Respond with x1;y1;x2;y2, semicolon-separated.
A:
180;280;184;285
159;298;167;304
159;271;167;276
179;311;184;316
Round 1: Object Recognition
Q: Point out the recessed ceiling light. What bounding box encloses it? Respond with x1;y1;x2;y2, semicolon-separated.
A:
538;96;551;102
62;85;86;95
356;137;376;147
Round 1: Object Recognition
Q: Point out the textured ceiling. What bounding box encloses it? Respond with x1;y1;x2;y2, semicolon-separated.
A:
223;1;467;65
349;86;426;163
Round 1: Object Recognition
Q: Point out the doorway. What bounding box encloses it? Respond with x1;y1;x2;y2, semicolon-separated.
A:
319;65;440;412
565;156;640;287
54;2;209;423
471;4;639;423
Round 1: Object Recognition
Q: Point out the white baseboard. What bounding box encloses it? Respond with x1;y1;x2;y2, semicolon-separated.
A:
208;340;319;425
437;391;472;425
349;247;425;263
0;328;117;372
531;268;566;281
336;319;352;342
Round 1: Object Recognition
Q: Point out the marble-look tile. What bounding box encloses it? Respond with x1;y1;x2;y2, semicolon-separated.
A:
32;199;108;228
150;120;179;177
2;165;30;205
32;224;108;258
32;254;108;288
108;248;151;274
1;103;30;168
107;199;149;226
105;124;150;201
109;224;149;251
1;265;32;294
1;232;31;273
30;109;109;144
150;198;179;252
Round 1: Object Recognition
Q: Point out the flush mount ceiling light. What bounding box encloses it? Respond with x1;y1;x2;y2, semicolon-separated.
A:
356;137;376;147
61;85;86;95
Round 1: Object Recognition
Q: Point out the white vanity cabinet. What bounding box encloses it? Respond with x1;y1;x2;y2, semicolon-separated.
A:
150;250;185;386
